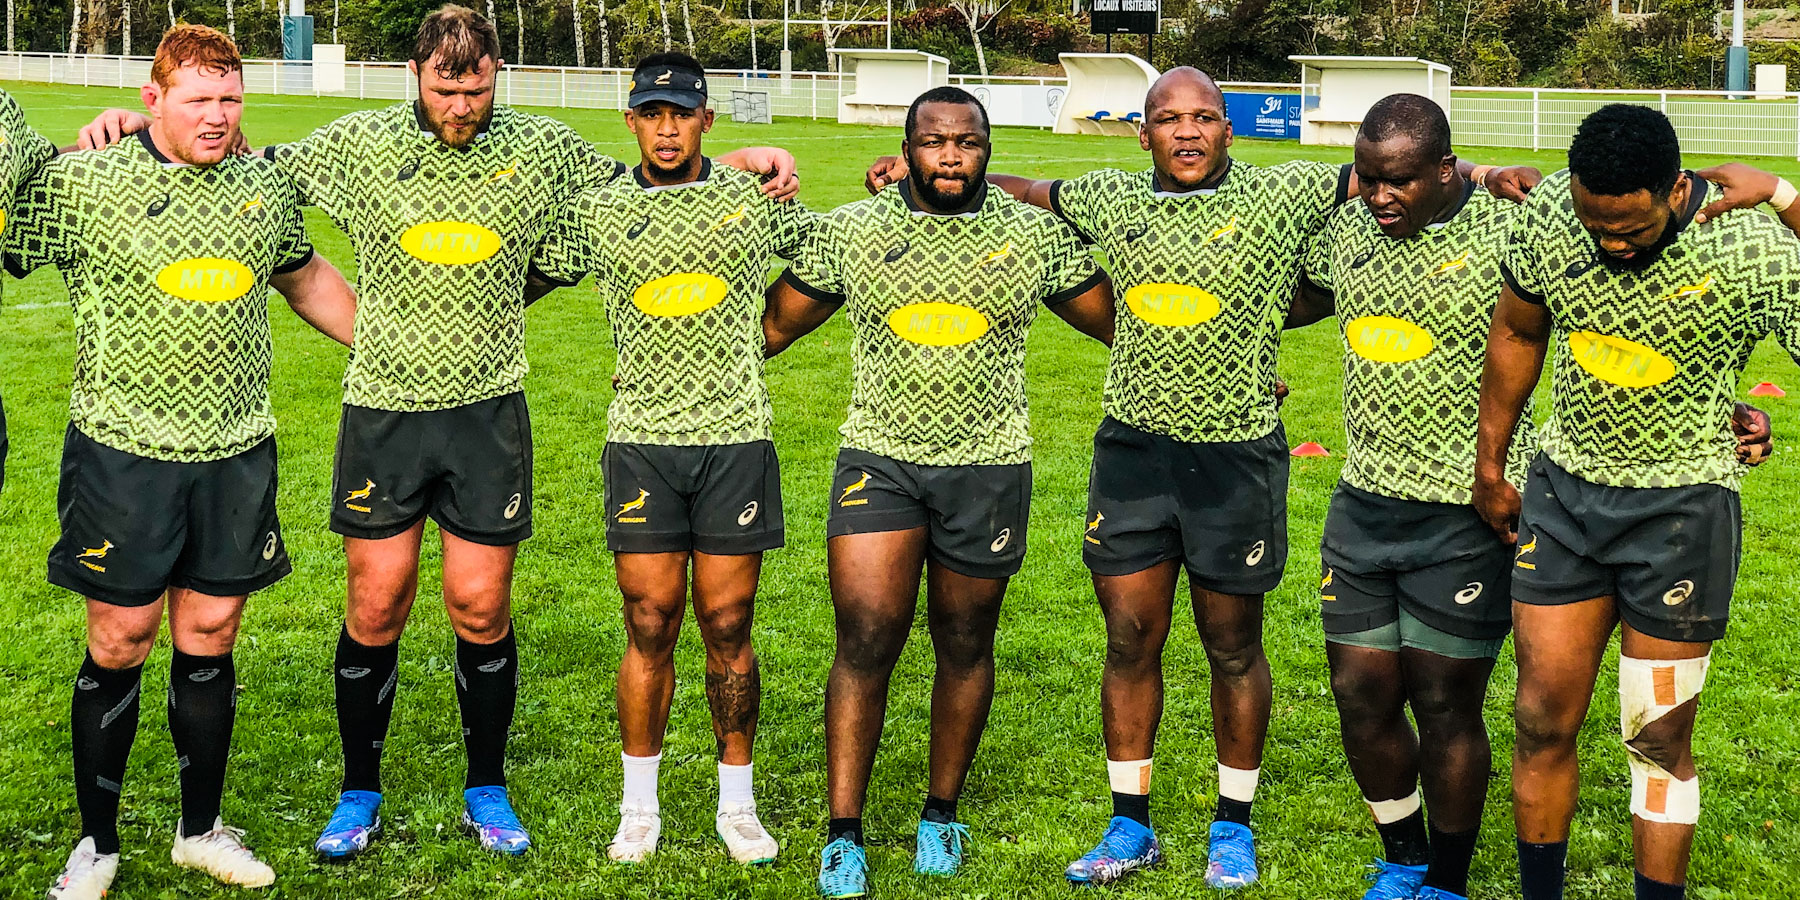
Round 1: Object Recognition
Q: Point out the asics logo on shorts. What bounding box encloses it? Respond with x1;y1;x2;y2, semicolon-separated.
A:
990;528;1012;553
839;472;872;507
738;501;760;527
504;492;523;520
262;531;278;561
1514;536;1537;569
617;489;650;523
339;667;372;679
1084;511;1104;545
344;479;376;513
1245;540;1266;567
1662;579;1695;606
1454;582;1484;605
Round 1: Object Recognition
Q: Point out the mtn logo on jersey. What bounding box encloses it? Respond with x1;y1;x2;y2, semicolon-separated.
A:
710;205;749;231
1346;315;1434;364
888;302;990;346
633;272;728;317
616;488;650;523
1202;216;1239;245
1084;511;1104;545
1569;331;1676;388
979;242;1013;267
1661;275;1714;303
1515;536;1537;570
344;478;375;513
839;471;871;506
1125;283;1221;328
1430;251;1472;278
156;258;256;303
399;221;502;265
76;539;114;573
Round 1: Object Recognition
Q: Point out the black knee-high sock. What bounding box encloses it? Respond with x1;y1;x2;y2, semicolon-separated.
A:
455;627;517;790
1376;809;1431;867
71;652;143;855
334;628;400;793
1425;824;1480;895
1518;839;1568;900
169;650;236;838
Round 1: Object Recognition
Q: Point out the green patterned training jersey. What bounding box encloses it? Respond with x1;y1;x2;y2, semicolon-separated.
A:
1304;184;1534;505
533;160;813;445
1052;161;1348;443
784;182;1103;466
4;132;314;462
1503;169;1800;490
0;87;55;294
271;102;623;411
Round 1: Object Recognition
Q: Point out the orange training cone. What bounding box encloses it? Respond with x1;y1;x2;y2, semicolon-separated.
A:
1290;442;1331;457
1749;382;1786;398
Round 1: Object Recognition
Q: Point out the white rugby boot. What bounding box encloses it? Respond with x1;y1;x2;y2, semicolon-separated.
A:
716;802;779;865
607;804;662;863
170;818;275;888
44;837;118;900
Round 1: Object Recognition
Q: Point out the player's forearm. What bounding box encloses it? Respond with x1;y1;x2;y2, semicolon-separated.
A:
1475;295;1550;482
762;282;837;358
1286;280;1336;330
274;255;357;346
987;173;1054;210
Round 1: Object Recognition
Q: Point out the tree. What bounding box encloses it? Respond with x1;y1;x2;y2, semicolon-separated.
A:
597;0;610;64
681;0;693;52
513;0;523;61
573;0;585;64
658;0;671;50
121;0;129;55
947;0;1013;76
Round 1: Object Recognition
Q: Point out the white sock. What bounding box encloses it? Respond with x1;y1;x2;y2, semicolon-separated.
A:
1107;757;1153;795
621;751;661;813
1366;790;1421;824
1218;764;1260;803
718;762;754;813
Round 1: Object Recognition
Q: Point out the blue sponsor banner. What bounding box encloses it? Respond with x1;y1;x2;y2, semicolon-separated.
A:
1223;92;1301;140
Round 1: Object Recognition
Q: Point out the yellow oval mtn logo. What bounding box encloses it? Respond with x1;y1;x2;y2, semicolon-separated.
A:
888;302;989;346
399;221;501;265
1346;315;1434;363
1569;331;1676;388
155;258;255;303
632;273;729;317
1125;283;1221;327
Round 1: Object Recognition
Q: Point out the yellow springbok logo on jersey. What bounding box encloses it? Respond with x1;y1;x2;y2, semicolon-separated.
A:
488;158;520;183
344;479;375;513
77;540;114;573
1202;216;1239;245
1662;275;1714;303
236;196;264;217
616;489;650;522
1569;332;1675;388
888;302;990;346
1429;251;1472;278
1084;511;1104;545
710;205;748;231
839;472;872;507
979;242;1013;267
1346;315;1434;364
400;221;503;265
632;273;728;317
156;258;255;303
1125;283;1221;328
1515;536;1537;570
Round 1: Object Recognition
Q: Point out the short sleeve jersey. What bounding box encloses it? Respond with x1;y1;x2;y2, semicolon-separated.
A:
783;182;1103;466
5;132;314;462
269;102;624;411
1304;185;1534;504
0;87;56;291
533;160;814;445
1502;169;1800;491
1052;161;1347;443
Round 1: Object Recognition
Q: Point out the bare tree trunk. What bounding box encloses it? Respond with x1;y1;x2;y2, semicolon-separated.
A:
67;0;80;54
82;0;106;53
334;0;341;42
165;0;173;28
966;11;986;75
8;0;15;53
681;0;694;53
514;0;524;61
572;0;585;66
122;0;130;56
226;0;235;41
658;0;672;51
597;0;610;65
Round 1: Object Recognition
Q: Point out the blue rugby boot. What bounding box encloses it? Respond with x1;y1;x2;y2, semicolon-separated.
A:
1205;820;1259;888
818;836;870;898
1065;816;1164;886
1363;859;1429;899
461;786;531;856
1417;887;1469;900
314;790;382;860
913;819;970;876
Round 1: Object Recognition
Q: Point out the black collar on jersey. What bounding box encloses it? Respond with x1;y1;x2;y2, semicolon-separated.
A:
1152;159;1232;197
899;177;988;217
633;156;713;190
1671;170;1705;235
136;128;172;164
1424;176;1479;231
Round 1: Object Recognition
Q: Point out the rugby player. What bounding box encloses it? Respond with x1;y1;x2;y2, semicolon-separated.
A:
1475;104;1800;900
78;4;799;859
0;88;56;494
763;87;1114;897
527;52;811;866
868;67;1538;888
19;26;357;899
1290;95;1774;900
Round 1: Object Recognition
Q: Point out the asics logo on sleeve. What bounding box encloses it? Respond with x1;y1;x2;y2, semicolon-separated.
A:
883;241;911;264
737;501;760;526
616;489;650;522
990;528;1012;552
1350;249;1375;269
1453;582;1484;605
1563;257;1598;278
146;193;171;217
1430;251;1472;278
1662;579;1695;606
839;472;872;506
627;214;651;240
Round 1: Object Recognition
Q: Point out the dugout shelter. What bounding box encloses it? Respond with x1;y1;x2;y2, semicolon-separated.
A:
830;49;950;127
1055;52;1160;136
1289;56;1451;146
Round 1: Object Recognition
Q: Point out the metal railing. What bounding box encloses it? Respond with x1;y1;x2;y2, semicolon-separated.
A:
1450;85;1800;159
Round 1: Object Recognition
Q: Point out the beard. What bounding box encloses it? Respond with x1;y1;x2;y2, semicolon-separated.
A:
1596;215;1682;272
425;106;493;149
909;161;987;210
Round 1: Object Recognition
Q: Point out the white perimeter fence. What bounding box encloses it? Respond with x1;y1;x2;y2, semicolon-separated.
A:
4;52;1798;159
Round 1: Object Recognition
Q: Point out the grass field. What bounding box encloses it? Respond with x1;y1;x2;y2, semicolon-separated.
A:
5;82;1800;899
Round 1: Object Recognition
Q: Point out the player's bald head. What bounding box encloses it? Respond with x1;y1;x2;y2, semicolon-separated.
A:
1146;67;1224;116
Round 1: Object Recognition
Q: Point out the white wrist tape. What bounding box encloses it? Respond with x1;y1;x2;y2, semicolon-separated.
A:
1771;178;1798;213
1619;653;1710;825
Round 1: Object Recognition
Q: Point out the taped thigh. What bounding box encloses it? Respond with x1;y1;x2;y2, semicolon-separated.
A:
1619;653;1709;825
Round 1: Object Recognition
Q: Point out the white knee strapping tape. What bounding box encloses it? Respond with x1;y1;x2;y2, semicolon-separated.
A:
1619;654;1710;825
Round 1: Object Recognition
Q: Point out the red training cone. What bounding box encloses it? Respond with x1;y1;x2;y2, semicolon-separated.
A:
1290;442;1331;457
1749;382;1786;398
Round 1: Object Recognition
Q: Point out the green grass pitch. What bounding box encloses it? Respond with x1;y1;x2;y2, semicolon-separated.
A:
4;83;1800;899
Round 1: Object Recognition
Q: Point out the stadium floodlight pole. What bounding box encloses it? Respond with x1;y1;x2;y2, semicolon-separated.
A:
1727;0;1748;96
885;0;891;48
